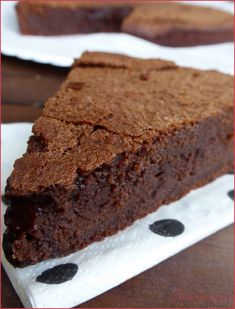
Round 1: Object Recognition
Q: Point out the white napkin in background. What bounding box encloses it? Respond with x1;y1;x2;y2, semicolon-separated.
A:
1;124;234;308
1;1;234;71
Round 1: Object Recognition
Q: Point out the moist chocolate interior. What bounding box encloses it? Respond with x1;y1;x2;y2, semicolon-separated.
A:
124;27;234;47
17;5;133;35
3;52;234;267
4;112;233;267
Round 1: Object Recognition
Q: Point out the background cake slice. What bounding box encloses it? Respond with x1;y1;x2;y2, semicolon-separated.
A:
3;52;234;267
122;3;234;47
16;1;234;46
15;1;133;35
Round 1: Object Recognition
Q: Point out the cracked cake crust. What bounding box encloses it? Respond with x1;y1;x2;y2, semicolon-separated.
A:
3;52;234;267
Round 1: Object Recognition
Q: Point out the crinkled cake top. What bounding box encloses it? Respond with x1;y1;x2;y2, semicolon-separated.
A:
8;52;234;195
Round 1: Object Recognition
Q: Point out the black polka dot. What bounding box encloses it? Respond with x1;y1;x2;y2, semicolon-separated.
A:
36;263;78;284
1;195;10;206
149;219;185;237
228;190;234;201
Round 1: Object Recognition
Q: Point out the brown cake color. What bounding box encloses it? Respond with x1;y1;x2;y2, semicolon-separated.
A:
15;1;234;47
3;52;234;267
122;3;234;47
15;1;133;35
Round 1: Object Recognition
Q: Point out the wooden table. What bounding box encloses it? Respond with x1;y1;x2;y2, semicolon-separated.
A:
2;55;234;308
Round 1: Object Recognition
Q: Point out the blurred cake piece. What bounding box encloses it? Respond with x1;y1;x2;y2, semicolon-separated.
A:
16;1;234;46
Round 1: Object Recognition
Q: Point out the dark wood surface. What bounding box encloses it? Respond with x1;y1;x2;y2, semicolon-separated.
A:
1;56;234;308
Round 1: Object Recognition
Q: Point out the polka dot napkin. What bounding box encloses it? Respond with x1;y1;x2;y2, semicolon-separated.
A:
2;123;234;308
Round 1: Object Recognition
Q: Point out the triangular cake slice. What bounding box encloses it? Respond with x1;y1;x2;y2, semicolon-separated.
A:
3;52;234;267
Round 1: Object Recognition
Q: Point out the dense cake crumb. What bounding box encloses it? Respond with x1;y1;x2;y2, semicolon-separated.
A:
3;52;234;267
7;52;233;195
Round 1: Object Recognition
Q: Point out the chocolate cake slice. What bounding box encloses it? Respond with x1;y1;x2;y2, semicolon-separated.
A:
122;3;234;47
15;1;133;35
15;1;234;47
3;52;234;267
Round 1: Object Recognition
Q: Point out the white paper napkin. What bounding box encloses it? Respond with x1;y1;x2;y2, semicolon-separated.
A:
1;123;234;308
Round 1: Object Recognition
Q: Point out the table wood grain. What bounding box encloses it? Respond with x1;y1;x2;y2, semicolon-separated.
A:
1;56;234;308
